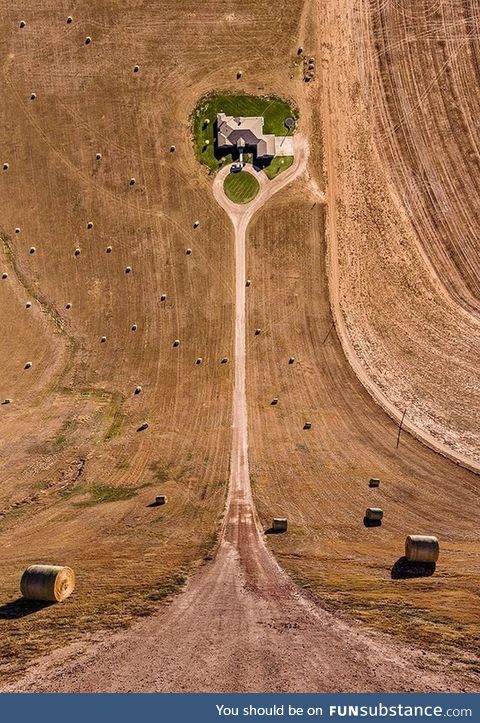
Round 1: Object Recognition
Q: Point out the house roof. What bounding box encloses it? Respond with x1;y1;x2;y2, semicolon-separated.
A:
217;113;276;157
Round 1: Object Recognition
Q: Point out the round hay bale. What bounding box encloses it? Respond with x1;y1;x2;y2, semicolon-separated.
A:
272;518;287;532
303;421;312;430
186;248;192;255
245;279;251;287
193;220;199;228
236;70;242;79
129;177;136;186
405;535;439;563
220;357;228;364
131;323;137;331
2;399;12;405
66;16;73;24
19;20;26;28
95;152;102;160
65;302;72;309
155;495;167;506
100;335;107;343
297;46;303;55
87;221;93;229
85;36;92;45
29;246;36;254
24;361;32;369
170;145;176;152
288;356;295;364
3;162;9;171
366;507;383;521
369;477;380;488
25;301;32;309
74;248;81;256
133;64;140;73
15;228;20;234
134;385;142;395
20;565;75;602
271;398;278;405
137;422;149;432
160;294;167;301
106;245;112;253
254;328;261;335
125;266;132;273
173;339;180;347
30;92;36;100
2;272;8;280
196;357;203;365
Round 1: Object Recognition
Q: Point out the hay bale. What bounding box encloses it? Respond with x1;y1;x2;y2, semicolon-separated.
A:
246;279;251;287
24;361;32;369
85;36;92;44
29;246;36;254
186;248;192;255
87;221;93;229
3;162;9;171
254;328;261;335
369;477;380;488
2;399;12;405
236;70;242;79
173;339;180;347
155;495;167;506
100;336;107;343
405;535;439;563
95;152;102;160
288;357;295;364
193;220;199;228
65;302;72;309
196;357;203;365
19;20;26;28
20;565;75;602
137;422;149;432
220;357;228;364
66;16;73;24
74;248;81;256
25;302;32;308
30;92;36;100
131;323;137;331
15;228;20;234
125;266;132;273
271;398;278;405
170;145;176;152
303;421;312;430
366;507;383;521
133;64;140;73
2;273;8;280
297;46;303;55
272;518;287;532
129;177;136;186
160;294;167;301
134;385;142;395
106;245;112;253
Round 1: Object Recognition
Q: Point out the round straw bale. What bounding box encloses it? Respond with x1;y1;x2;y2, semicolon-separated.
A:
245;279;251;287
366;507;383;521
20;564;75;602
170;145;176;152
95;152;102;160
131;323;137;331
271;398;278;405
2;272;8;279
186;248;192;255
220;357;228;364
134;385;142;395
254;328;261;335
196;357;203;365
303;421;312;429
85;36;92;45
3;163;9;171
65;302;72;309
66;16;73;24
125;266;131;273
405;535;439;563
129;177;136;186
106;245;112;253
236;70;242;78
25;301;32;309
369;477;380;488
19;20;26;28
74;248;81;256
2;399;12;405
193;220;199;228
30;92;36;100
87;221;93;229
288;357;295;364
272;518;287;532
173;339;180;347
29;246;36;254
100;335;107;343
133;64;140;73
160;294;167;301
15;227;20;234
24;361;32;369
137;422;149;432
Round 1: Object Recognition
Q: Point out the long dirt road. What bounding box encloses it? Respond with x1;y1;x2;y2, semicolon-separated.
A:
3;142;474;693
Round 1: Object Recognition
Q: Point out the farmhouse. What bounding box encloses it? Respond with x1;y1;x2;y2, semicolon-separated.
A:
217;113;276;159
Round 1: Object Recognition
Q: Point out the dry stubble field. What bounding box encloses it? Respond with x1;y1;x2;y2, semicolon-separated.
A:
0;0;478;684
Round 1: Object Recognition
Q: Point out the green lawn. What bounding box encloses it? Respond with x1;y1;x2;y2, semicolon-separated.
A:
223;171;260;204
192;92;297;173
263;156;294;180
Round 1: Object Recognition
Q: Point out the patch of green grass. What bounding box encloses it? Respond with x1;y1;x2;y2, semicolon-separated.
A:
223;171;259;204
75;483;139;508
264;155;294;180
192;92;297;172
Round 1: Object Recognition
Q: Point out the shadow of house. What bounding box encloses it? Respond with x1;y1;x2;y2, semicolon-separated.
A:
391;556;436;579
0;597;54;619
